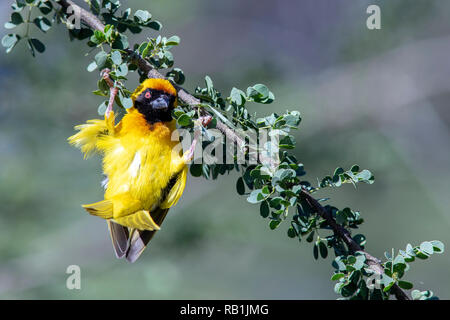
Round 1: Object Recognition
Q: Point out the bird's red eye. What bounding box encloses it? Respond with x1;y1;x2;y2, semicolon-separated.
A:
145;91;151;99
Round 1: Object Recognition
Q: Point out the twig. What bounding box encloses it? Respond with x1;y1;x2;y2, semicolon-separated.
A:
57;0;106;31
56;0;410;300
300;189;410;300
100;68;118;117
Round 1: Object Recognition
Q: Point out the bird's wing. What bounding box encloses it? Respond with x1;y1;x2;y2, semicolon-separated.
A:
68;112;118;158
160;165;188;209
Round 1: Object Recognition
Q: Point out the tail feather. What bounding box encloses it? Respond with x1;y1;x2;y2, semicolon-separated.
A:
107;220;129;258
81;198;170;262
82;200;113;219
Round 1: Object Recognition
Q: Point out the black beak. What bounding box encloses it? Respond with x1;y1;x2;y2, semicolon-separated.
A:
151;96;169;110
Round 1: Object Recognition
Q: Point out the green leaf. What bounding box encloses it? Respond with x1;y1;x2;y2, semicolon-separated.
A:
268;197;284;209
160;50;174;68
90;0;101;14
430;240;444;253
177;114;193;127
306;231;315;243
411;290;422;300
253;84;269;97
353;254;366;270
92;90;107;97
398;281;413;290
260;201;269;218
313;244;319;260
112;34;129;50
334;282;345;294
347;256;356;264
165;35;180;46
97;101;107;115
332;257;347;271
34;16;51;33
12;1;26;12
247;84;274;103
147;20;162;31
393;254;405;266
247;189;263;204
230;87;246;106
10;12;23;25
205;76;213;93
173;109;185;118
166;68;185;85
4;22;17;29
382;274;395;292
138;41;151;57
318;241;328;259
87;61;98;72
356;169;374;183
134;9;151;23
405;243;415;256
120;95;133;109
269;219;281;230
29;38;45;53
272;168;295;185
331;273;345;281
279;135;295;149
38;0;53;14
116;63;128;77
104;24;114;41
2;34;20;53
236;177;245;195
93;30;105;44
287;227;296;238
283;111;301;127
261;185;270;195
420;241;434;255
190;164;203;177
353;234;366;247
94;51;108;68
111;50;122;65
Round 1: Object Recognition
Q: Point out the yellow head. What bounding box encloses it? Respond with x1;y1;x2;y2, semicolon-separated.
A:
130;79;178;124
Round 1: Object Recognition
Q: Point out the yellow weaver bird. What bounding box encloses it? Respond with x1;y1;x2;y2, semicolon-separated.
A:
69;78;195;262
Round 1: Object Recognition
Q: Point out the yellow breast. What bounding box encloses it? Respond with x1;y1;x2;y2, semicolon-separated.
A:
102;110;181;210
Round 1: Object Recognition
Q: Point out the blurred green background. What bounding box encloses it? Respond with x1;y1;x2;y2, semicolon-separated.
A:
1;0;450;299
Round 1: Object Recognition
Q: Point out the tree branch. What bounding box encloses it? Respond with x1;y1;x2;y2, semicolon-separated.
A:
300;190;410;300
56;0;410;300
58;0;106;31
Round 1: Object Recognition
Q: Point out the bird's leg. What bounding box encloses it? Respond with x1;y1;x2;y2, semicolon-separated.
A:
183;115;213;163
100;68;119;118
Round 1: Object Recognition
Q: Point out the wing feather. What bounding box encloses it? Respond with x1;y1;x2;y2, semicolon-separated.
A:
68;113;117;158
160;166;188;209
107;220;129;258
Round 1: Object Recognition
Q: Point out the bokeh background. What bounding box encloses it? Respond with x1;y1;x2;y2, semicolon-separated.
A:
1;0;450;299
